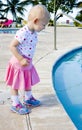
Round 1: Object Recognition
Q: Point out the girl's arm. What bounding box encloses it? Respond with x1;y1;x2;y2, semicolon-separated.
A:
9;39;29;66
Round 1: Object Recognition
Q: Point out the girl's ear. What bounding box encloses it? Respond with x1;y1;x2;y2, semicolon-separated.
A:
33;18;39;24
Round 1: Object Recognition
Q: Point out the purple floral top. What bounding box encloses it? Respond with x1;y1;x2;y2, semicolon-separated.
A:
15;25;38;59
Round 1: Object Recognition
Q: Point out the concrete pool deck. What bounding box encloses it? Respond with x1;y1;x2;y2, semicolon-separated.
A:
0;27;82;130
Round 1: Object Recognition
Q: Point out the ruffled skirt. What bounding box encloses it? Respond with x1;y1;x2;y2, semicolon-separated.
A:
5;56;40;90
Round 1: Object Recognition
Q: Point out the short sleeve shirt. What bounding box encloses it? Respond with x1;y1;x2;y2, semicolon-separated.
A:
15;25;38;59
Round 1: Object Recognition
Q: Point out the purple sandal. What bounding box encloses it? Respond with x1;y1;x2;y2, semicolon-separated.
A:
24;96;41;107
10;102;31;115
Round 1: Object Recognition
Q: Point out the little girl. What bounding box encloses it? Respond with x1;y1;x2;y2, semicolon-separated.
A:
5;4;50;114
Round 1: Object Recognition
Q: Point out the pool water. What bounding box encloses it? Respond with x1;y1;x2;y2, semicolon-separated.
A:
0;28;19;34
52;47;82;129
54;48;82;91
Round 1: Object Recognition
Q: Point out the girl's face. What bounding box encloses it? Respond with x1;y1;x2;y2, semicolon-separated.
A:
33;18;48;32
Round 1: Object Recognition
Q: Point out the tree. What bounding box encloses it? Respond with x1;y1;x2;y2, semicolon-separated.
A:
30;0;77;14
0;0;30;21
74;1;82;26
74;12;82;26
76;1;82;8
0;0;79;22
55;0;78;14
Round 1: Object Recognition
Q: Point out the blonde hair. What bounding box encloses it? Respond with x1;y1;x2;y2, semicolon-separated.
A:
28;4;50;22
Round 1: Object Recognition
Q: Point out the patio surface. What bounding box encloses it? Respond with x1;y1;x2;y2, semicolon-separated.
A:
0;26;82;130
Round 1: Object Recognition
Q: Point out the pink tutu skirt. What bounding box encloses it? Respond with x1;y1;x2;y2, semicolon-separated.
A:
5;56;40;90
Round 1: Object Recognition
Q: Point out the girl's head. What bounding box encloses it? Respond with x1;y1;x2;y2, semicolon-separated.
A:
27;4;50;32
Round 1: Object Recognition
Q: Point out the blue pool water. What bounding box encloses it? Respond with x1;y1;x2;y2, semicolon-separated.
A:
0;28;19;34
52;47;82;129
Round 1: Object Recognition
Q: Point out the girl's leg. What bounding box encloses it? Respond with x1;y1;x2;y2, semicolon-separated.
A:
25;89;32;101
11;89;18;95
11;88;20;106
24;89;41;107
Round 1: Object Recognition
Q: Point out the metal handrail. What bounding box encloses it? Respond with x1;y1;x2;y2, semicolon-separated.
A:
54;11;82;50
57;12;82;24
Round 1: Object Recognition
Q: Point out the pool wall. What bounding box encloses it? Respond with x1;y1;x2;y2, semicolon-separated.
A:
52;46;82;129
0;28;19;34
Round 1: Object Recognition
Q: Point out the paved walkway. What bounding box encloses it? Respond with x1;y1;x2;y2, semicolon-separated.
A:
0;27;82;130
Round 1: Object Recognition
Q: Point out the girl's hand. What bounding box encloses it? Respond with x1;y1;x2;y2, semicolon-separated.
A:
9;39;30;67
20;58;30;66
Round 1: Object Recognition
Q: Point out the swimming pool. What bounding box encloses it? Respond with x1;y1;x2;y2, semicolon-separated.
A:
52;46;82;129
0;28;19;34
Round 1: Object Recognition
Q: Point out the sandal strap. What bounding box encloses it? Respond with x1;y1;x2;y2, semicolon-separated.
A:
16;104;22;109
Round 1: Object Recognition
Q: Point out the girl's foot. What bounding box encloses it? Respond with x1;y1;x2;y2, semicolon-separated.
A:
10;102;31;115
24;96;41;107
